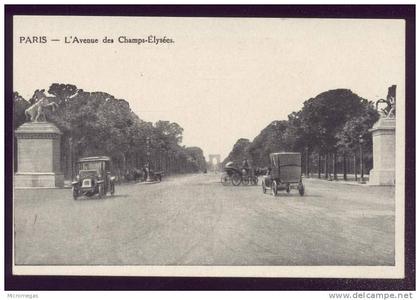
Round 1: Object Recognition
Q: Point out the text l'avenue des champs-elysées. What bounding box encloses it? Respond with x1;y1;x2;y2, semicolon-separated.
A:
18;35;175;45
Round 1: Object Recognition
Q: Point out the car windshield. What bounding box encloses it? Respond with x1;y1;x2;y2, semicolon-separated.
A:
79;170;99;177
78;161;104;171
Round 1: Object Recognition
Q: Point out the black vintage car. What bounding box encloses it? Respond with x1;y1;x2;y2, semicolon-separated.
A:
72;156;116;199
262;152;304;196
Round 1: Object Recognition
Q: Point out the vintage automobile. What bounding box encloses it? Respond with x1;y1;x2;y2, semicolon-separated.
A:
72;156;116;199
262;152;304;196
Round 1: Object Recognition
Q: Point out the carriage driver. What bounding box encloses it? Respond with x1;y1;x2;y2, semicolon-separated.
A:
241;158;250;175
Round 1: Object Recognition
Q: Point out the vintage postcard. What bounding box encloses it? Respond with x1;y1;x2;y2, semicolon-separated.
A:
10;14;407;279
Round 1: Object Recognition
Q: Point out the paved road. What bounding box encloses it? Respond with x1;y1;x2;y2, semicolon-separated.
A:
14;173;395;266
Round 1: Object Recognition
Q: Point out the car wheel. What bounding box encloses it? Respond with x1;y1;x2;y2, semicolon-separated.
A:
271;181;278;196
72;187;79;200
298;183;304;196
286;184;290;194
231;173;242;186
98;184;105;198
110;183;115;196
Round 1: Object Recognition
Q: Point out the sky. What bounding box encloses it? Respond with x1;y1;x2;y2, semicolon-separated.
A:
13;16;405;160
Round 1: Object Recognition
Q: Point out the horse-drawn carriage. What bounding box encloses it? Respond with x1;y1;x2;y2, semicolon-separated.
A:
262;152;304;196
221;162;258;186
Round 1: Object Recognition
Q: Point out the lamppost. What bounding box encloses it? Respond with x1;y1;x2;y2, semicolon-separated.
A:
359;135;365;184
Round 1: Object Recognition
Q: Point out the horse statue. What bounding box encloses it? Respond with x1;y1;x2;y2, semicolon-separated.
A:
24;89;59;122
375;85;396;119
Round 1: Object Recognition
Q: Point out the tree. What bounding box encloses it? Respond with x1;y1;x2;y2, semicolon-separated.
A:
336;102;379;177
13;92;30;129
47;83;78;104
222;138;251;166
296;89;371;178
247;120;289;167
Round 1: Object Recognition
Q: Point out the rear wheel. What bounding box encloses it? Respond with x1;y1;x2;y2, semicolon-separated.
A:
271;181;278;196
231;173;242;186
298;183;304;196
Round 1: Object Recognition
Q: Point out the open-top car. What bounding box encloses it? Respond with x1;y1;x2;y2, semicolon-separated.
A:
262;152;304;196
72;156;116;199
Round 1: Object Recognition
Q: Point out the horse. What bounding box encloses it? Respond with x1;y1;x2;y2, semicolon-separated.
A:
25;89;59;122
375;85;396;118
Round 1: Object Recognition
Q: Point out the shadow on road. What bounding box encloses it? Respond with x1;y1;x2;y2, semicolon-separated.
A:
74;194;129;201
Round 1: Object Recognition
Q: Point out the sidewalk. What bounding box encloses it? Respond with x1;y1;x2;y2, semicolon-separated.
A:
304;175;371;186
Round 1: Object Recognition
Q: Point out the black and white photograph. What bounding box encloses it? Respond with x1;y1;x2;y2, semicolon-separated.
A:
5;5;415;291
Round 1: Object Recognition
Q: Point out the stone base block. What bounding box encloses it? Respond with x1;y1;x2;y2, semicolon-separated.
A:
368;169;395;186
14;172;64;188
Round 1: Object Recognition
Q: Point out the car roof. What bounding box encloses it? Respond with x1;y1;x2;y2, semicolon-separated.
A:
78;156;111;162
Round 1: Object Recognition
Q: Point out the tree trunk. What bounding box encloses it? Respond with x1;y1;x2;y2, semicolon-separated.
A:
324;154;328;179
354;153;358;181
68;137;73;180
343;154;347;181
333;152;337;180
318;153;321;179
308;153;312;177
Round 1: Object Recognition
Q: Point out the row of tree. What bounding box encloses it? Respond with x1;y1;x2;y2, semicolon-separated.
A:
14;83;207;180
223;89;380;180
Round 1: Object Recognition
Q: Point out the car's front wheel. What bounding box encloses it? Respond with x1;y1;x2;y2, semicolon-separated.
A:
72;187;79;200
271;181;278;196
110;182;115;196
98;184;105;198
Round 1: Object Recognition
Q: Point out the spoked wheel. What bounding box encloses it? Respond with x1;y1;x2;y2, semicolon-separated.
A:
221;174;230;186
298;182;304;196
242;176;250;185
262;181;267;194
271;181;278;196
252;176;258;185
231;173;242;186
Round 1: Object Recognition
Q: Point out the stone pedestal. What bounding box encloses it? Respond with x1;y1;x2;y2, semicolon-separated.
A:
14;122;64;188
368;118;395;185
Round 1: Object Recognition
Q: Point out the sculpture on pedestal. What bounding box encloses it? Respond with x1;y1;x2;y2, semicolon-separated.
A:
15;90;64;188
368;85;396;186
375;85;396;119
24;89;59;122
